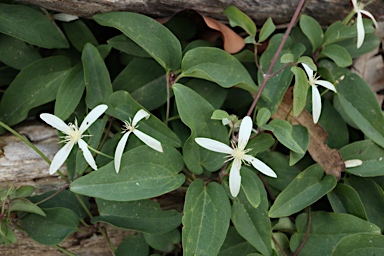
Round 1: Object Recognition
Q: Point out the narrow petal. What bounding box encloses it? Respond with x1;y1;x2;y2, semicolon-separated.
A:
132;109;150;126
360;10;378;28
302;63;313;78
134;129;163;152
49;142;74;175
195;138;233;154
244;155;277;178
351;0;358;10
78;139;97;170
79;104;108;133
114;132;131;173
229;158;242;197
345;159;363;168
238;116;253;150
315;80;337;92
356;12;365;48
312;85;322;123
40;113;71;134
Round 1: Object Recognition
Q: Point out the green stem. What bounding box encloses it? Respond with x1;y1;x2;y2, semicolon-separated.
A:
342;10;356;25
165;70;171;125
99;226;116;255
54;245;76;256
74;193;92;219
35;184;69;205
246;0;307;117
88;145;113;159
0;121;69;183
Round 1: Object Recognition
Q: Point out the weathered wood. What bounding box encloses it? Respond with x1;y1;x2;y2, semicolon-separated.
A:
16;0;384;25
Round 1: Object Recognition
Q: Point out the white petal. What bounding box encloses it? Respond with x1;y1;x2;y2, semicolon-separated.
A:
79;104;108;133
132;109;150;126
351;0;358;10
229;158;242;197
238;116;253;150
49;142;74;175
53;13;79;22
302;63;313;78
345;159;363;168
78;139;97;170
360;10;378;28
114;132;131;173
356;12;365;48
134;129;163;152
315;80;337;92
244;155;277;178
40;113;71;134
195;138;233;154
312;85;322;123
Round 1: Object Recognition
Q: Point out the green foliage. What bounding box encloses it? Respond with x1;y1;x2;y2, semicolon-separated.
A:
1;2;383;254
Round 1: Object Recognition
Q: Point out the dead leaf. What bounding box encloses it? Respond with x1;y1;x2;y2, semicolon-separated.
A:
272;88;345;179
352;21;384;109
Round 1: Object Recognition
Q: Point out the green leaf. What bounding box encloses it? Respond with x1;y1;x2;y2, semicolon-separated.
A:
336;33;380;58
62;19;98;52
297;56;317;71
181;47;258;93
290;211;381;256
0;3;68;48
346;177;384;231
115;233;149;256
143;229;180;253
173;83;228;174
323;21;374;45
289;125;309;166
291;66;308;116
256;108;271;127
336;72;384;148
0;220;17;245
93;199;182;234
240;168;261;208
107;34;151;58
70;145;184;201
231;170;273;256
113;58;166;111
182;179;231;256
299;15;324;51
269;165;337;218
211;110;230;121
224;6;256;38
10;198;45;216
106;91;181;147
331;233;384;256
321;44;352;67
0;34;41;70
21;207;79;246
263;119;305;154
218;227;258;255
82;43;113;108
280;53;294;64
0;56;70;128
10;186;34;199
246;133;275;156
327;183;367;220
54;64;85;120
94;12;182;70
187;79;229;109
258;17;276;43
339;140;384;177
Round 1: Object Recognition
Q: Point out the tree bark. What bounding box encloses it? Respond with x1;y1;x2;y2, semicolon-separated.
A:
17;0;384;25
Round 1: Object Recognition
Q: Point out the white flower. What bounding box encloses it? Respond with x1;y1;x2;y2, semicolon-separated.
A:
302;63;337;124
352;0;378;48
195;116;277;197
53;13;79;22
114;109;163;173
40;104;108;175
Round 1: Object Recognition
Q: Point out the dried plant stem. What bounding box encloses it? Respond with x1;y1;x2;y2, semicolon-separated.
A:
247;0;307;117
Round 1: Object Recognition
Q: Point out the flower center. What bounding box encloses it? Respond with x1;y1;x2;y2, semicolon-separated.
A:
62;122;82;144
308;73;321;87
122;119;136;133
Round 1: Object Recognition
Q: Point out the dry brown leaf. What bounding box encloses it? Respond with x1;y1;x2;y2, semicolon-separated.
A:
272;88;345;179
201;16;245;54
352;21;384;109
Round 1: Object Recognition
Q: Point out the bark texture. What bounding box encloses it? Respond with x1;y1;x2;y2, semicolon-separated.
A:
17;0;384;25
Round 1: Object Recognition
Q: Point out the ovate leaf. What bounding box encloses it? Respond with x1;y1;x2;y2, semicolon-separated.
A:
321;44;352;67
299;15;323;51
291;66;308;117
331;233;384;256
182;179;231;256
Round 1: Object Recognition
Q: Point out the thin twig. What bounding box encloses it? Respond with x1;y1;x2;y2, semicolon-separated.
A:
294;207;312;256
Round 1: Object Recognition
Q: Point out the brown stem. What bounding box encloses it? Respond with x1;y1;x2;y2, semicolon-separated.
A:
294;208;312;256
246;0;307;117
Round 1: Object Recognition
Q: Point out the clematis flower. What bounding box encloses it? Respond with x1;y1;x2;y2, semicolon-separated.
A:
114;109;163;173
195;116;277;197
351;0;378;48
302;63;337;124
40;104;108;175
